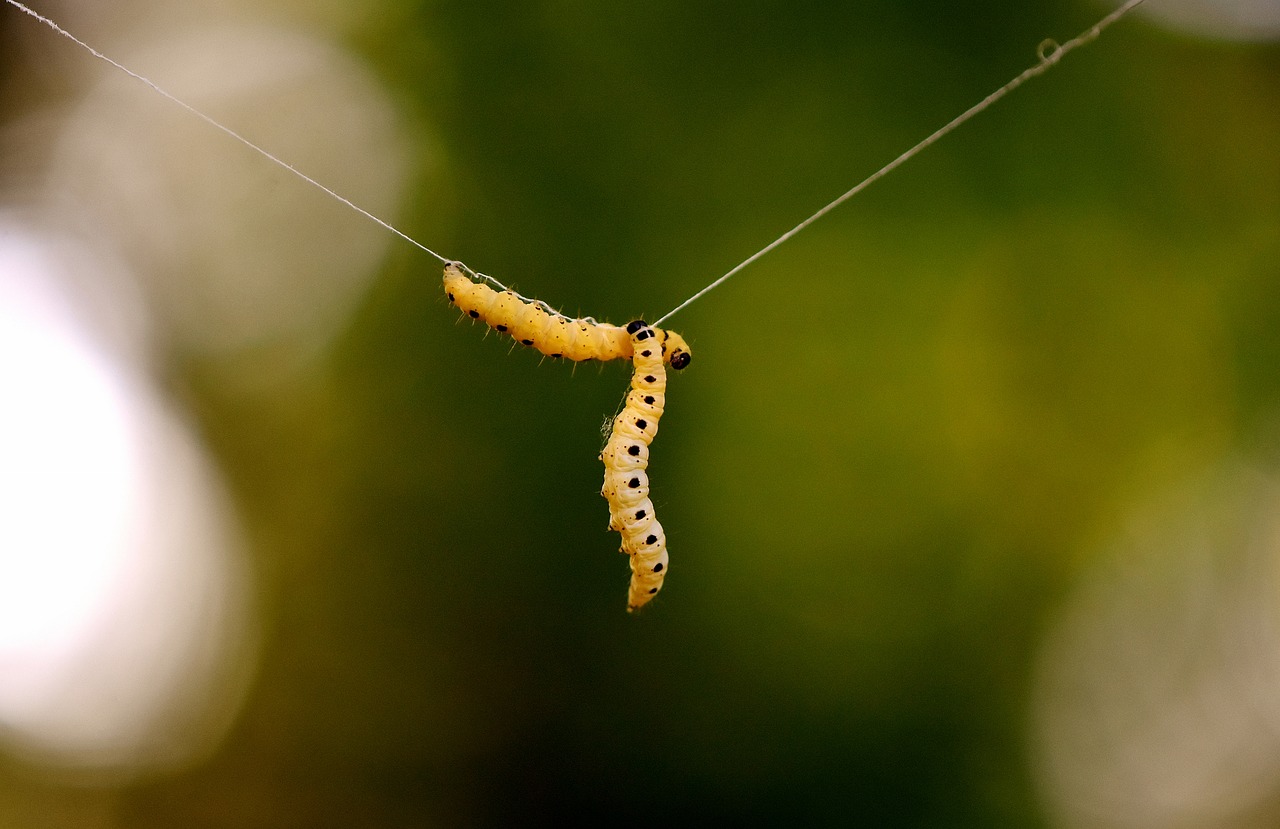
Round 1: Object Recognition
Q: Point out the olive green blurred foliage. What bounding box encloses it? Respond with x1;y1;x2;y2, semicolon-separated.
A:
69;1;1280;825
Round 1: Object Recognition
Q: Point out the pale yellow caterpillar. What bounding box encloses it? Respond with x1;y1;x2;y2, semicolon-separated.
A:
443;262;692;370
600;320;670;611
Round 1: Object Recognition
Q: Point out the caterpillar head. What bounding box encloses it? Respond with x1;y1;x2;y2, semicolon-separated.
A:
442;261;470;302
660;330;692;371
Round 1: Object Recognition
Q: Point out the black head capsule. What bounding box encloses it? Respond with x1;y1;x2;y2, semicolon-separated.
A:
670;351;692;370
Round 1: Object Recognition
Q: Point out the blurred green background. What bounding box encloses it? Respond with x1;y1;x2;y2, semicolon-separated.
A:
3;0;1280;826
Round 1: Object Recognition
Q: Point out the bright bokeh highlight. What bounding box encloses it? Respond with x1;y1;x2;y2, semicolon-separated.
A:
0;225;253;776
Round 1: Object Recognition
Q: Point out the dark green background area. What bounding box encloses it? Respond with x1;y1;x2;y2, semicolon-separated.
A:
8;1;1280;826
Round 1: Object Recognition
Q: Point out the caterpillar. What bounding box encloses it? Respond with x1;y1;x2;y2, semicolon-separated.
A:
600;320;670;611
443;262;692;370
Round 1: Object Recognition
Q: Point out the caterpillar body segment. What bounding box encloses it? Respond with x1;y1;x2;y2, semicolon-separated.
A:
443;263;692;369
600;320;670;611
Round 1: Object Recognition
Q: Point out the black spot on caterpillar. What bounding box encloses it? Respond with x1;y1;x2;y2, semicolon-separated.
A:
443;263;692;369
599;320;670;611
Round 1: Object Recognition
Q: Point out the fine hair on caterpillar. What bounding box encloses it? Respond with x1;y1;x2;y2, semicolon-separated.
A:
443;262;692;369
600;320;671;611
